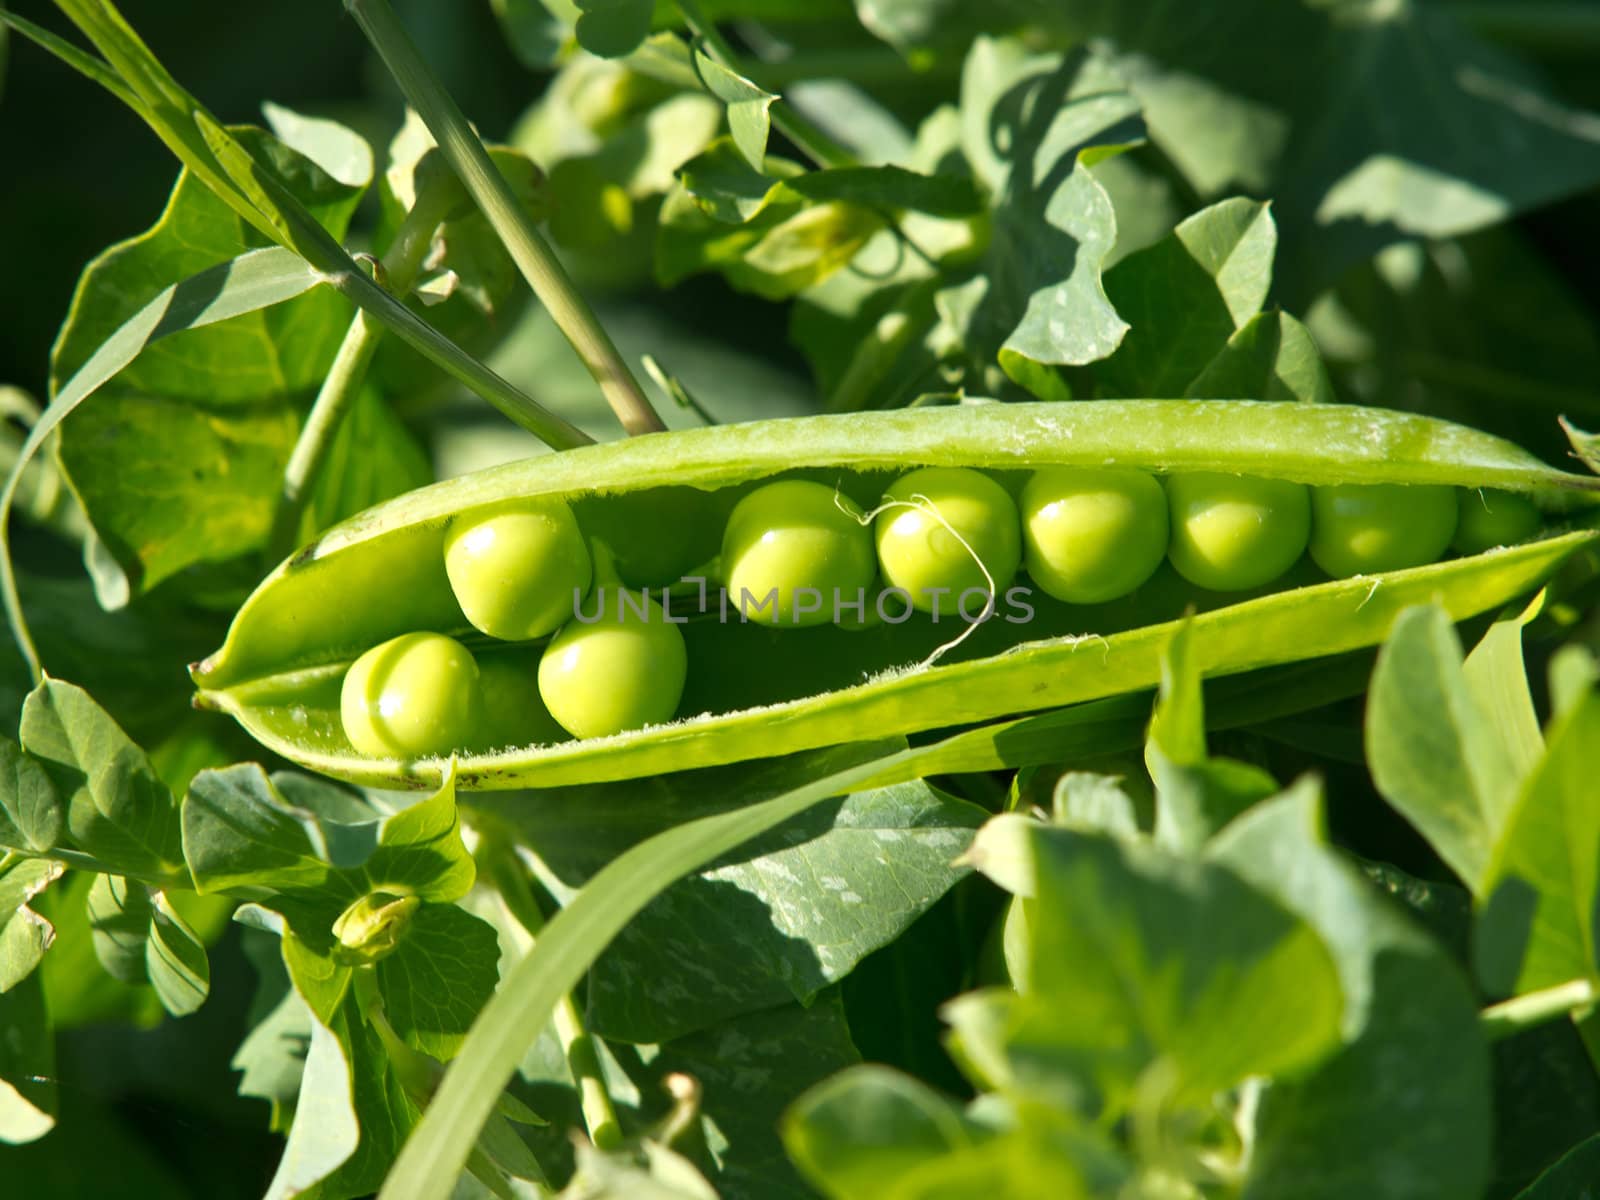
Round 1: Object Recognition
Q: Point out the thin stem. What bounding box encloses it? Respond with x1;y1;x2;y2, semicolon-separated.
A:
1480;978;1597;1041
675;0;857;171
482;843;623;1151
345;0;665;438
267;181;454;561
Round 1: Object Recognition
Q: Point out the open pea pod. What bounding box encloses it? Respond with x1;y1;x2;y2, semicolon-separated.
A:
191;401;1600;790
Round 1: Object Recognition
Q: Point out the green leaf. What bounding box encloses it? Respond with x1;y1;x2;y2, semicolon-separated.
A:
0;971;55;1144
941;40;1140;377
84;873;210;1016
377;904;501;1060
374;740;920;1200
0;856;62;993
18;679;182;880
185;765;471;903
1036;0;1600;302
1146;624;1279;851
476;770;983;1042
784;1064;982;1199
268;992;419;1200
232;929;312;1131
1051;773;1140;838
623;991;864;1199
1096;197;1276;396
1366;604;1522;892
1184;309;1335;403
574;0;651;58
1516;1133;1600;1199
0;738;62;854
491;0;573;69
1462;593;1546;785
1208;780;1493;1200
48;123;367;600
0;246;320;674
183;764;345;898
657;181;886;300
963;820;1344;1112
693;49;776;173
1477;688;1600;996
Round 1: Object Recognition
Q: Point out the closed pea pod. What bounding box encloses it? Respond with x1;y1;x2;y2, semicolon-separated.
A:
190;402;1600;789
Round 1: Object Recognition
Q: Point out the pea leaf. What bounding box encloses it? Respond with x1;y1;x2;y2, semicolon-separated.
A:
614;992;864;1200
266;992;419;1200
937;39;1140;381
46;117;393;602
1516;1134;1600;1199
783;1064;987;1199
1027;0;1600;304
476;768;984;1043
1095;197;1276;397
1184;309;1336;404
84;873;210;1016
574;0;652;59
1476;687;1600;996
18;678;182;881
960;818;1344;1112
1146;623;1279;851
184;765;472;904
0;972;55;1145
693;49;776;173
1208;779;1493;1200
491;0;574;69
376;904;501;1060
0;739;61;854
0;856;62;993
1366;604;1522;893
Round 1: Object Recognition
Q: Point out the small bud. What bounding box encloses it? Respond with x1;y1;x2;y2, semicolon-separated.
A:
332;892;420;964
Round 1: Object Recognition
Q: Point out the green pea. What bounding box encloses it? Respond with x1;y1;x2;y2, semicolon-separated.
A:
1454;488;1542;554
1166;473;1311;591
443;501;592;641
469;653;571;751
721;480;876;627
1020;467;1168;604
1309;484;1457;578
340;632;479;759
538;589;688;738
875;467;1021;614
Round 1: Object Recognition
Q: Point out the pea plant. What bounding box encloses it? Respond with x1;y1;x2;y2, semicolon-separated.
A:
3;1;1600;1197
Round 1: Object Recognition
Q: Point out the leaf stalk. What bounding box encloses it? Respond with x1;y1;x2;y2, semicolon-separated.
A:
344;0;666;437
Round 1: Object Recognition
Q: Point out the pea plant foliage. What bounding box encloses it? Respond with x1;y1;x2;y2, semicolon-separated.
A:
3;1;1600;1198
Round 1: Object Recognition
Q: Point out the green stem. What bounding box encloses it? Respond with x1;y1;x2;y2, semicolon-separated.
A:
1480;978;1597;1040
345;0;665;438
267;181;455;561
674;0;857;171
482;842;623;1151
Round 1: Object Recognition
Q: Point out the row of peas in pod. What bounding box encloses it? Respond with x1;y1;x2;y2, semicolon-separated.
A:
338;465;1544;760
